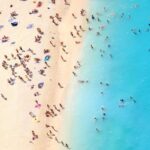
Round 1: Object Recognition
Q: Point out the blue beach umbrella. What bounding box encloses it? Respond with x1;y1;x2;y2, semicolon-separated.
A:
27;24;34;29
0;25;4;29
38;82;44;89
9;18;18;27
11;21;18;26
44;55;51;62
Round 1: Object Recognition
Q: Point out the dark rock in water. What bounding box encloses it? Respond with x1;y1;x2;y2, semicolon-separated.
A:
11;22;18;27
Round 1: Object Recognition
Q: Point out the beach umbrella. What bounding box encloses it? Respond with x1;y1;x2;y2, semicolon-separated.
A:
44;55;50;62
38;82;44;89
11;21;18;27
9;18;18;27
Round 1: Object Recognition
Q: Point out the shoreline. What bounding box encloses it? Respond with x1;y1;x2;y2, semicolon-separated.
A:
44;0;90;149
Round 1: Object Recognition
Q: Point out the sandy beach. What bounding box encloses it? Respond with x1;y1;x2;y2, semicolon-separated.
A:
1;0;149;150
0;0;88;150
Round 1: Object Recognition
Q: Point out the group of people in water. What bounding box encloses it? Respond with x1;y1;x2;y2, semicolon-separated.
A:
78;4;139;135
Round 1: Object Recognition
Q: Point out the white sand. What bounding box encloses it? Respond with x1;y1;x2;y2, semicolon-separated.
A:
0;0;88;149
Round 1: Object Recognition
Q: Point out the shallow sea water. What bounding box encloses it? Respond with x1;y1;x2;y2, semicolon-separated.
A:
63;0;150;150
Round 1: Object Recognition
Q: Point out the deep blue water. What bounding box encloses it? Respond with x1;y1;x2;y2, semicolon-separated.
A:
63;1;150;150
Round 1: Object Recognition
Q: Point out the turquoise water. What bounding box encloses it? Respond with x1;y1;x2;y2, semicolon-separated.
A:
63;0;150;150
